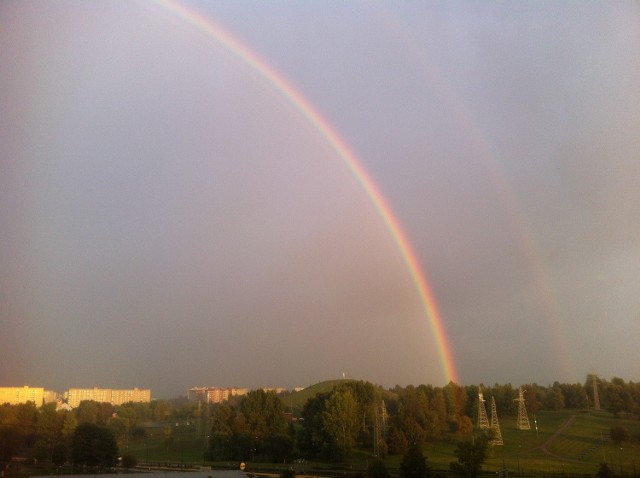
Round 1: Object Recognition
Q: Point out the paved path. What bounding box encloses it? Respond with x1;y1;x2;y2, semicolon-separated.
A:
538;415;582;463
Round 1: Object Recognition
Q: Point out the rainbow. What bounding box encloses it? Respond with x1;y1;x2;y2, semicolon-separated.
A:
151;0;459;384
374;9;575;381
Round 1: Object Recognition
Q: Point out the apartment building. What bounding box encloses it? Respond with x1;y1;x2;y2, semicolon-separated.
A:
67;387;151;408
187;386;250;404
0;386;44;406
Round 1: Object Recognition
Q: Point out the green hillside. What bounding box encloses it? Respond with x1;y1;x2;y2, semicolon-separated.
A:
124;408;640;476
423;410;640;475
284;379;355;415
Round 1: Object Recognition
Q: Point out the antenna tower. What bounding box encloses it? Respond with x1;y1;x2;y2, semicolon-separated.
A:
591;374;601;410
489;396;503;445
514;387;531;430
477;387;489;429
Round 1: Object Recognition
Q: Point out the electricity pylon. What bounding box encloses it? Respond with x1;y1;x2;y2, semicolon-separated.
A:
373;401;388;456
477;387;489;429
489;396;503;445
514;387;531;430
590;373;601;410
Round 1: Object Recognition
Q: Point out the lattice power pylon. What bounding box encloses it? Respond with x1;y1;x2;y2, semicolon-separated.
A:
591;373;601;410
373;401;388;457
489;396;503;445
477;387;490;429
514;387;531;430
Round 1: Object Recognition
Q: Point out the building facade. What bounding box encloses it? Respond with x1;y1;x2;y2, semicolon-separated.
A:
187;387;250;404
67;387;151;408
0;386;44;406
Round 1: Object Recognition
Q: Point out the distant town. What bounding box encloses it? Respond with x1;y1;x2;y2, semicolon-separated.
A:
0;385;304;409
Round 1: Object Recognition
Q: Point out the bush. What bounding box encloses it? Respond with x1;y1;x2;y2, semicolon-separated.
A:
367;458;390;478
71;423;118;468
121;453;138;469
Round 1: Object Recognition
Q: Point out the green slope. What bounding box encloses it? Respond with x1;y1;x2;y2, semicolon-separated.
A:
283;379;355;415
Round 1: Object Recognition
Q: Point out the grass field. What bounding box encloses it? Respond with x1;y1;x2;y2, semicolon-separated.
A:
124;409;640;476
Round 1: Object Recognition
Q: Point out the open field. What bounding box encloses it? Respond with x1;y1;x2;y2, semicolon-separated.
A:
124;409;640;476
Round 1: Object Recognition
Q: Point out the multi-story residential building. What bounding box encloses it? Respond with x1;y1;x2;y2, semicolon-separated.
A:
187;387;208;403
187;386;250;404
262;387;286;394
43;390;59;404
67;387;151;408
0;386;44;406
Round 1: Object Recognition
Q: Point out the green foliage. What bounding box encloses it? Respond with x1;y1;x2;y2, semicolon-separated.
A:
130;425;146;440
298;391;334;459
367;458;390;478
208;390;293;462
400;444;431;478
280;469;296;478
71;422;118;468
389;427;409;455
121;452;138;469
297;381;383;461
596;462;614;478
52;443;67;466
449;434;488;478
609;424;629;445
322;387;360;458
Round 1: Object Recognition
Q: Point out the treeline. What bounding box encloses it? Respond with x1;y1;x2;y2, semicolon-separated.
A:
209;375;640;462
1;375;639;467
0;397;189;466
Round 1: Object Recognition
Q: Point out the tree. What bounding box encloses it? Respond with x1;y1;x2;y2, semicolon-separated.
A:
455;415;474;438
71;423;118;468
367;458;391;478
450;435;489;478
322;387;360;459
389;428;409;455
610;425;629;446
280;469;296;478
298;392;334;459
76;400;100;424
52;443;67;466
400;444;430;478
121;453;138;469
596;462;614;478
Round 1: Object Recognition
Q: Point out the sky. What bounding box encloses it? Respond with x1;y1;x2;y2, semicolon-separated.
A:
1;1;639;399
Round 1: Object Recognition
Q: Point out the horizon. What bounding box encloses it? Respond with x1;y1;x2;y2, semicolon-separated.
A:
1;372;616;402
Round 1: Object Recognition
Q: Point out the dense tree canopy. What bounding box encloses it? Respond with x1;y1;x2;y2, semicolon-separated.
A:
209;389;293;462
449;434;489;478
71;423;118;468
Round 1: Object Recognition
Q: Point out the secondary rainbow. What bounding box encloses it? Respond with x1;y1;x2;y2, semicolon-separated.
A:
152;0;459;384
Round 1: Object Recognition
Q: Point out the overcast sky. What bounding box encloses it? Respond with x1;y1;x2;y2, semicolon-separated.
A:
1;1;639;398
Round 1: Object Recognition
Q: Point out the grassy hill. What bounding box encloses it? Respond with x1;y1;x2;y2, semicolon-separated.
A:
422;409;640;475
283;379;355;415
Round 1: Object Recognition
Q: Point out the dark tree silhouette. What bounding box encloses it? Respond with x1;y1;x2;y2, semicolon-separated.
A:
71;423;117;468
449;435;488;478
400;444;431;478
